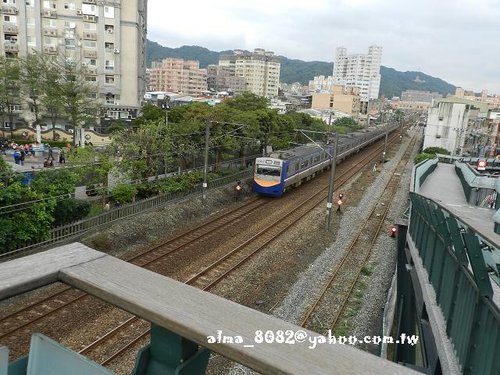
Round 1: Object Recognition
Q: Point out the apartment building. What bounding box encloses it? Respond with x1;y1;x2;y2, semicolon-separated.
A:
310;85;361;117
206;65;246;95
332;45;382;101
454;87;500;108
308;75;335;93
424;98;489;156
149;58;207;96
401;90;442;103
0;0;147;125
218;48;280;98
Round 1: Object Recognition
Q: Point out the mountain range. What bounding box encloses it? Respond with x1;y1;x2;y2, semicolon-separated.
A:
146;40;456;99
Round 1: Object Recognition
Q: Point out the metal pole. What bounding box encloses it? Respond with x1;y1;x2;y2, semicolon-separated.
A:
164;109;168;176
383;129;388;164
202;121;210;200
326;132;338;229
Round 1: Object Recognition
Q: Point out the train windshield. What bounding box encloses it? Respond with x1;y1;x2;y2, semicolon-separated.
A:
256;165;281;177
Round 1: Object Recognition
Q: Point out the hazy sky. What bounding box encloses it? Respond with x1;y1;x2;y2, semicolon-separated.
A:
147;0;500;95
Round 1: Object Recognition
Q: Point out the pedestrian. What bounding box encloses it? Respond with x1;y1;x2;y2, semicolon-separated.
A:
104;202;110;211
19;148;26;166
47;145;54;161
373;163;377;173
13;149;20;164
59;149;66;164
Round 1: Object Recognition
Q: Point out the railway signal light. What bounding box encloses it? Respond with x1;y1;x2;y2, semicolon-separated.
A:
390;225;397;237
477;159;487;171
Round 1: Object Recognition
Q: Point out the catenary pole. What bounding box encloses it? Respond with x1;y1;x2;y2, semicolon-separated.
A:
326;132;338;229
202;121;210;200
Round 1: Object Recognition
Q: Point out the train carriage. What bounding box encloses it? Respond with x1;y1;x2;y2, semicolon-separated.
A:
253;124;400;197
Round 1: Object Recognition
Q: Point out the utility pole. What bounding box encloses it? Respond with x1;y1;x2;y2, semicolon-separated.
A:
202;121;210;200
326;132;338;229
382;126;388;164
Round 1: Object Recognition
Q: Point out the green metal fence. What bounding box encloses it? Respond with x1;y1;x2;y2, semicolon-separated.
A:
408;193;500;375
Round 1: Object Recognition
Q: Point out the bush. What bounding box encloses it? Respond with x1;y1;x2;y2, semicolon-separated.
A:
112;184;137;204
135;182;162;199
422;147;450;155
414;153;435;164
53;198;91;226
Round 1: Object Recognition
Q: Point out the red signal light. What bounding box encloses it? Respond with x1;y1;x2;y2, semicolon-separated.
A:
390;226;397;237
477;160;487;171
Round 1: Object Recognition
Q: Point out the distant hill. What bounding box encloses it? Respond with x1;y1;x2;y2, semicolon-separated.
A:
145;40;456;98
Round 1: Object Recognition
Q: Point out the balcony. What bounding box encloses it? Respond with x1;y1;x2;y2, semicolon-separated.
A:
3;24;18;34
42;9;57;18
85;67;97;76
83;32;97;40
43;28;58;36
0;5;18;14
43;45;58;54
83;49;97;58
82;14;97;22
4;42;19;53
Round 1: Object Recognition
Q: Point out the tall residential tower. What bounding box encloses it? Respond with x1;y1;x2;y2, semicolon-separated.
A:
0;0;147;124
332;45;382;101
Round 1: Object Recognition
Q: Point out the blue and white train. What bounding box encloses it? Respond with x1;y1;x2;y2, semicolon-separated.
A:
253;125;398;197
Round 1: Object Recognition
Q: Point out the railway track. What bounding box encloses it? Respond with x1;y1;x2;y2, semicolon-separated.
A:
300;133;417;334
77;132;404;367
0;130;403;370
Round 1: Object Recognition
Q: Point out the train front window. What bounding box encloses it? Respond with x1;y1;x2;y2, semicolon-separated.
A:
256;165;281;177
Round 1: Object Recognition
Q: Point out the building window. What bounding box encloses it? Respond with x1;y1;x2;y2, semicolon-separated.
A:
105;60;114;70
105;25;114;33
105;75;114;84
83;58;97;66
65;39;76;48
83;40;96;48
85;76;97;82
27;36;36;47
64;3;75;10
104;6;114;18
83;22;97;30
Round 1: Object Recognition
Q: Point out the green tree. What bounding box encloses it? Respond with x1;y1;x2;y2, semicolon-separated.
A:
54;58;101;143
108;119;173;180
40;58;65;140
0;57;21;130
112;183;137;204
223;92;269;111
19;53;46;127
334;117;360;129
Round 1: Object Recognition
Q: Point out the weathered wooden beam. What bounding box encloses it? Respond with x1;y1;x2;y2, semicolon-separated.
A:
0;243;105;300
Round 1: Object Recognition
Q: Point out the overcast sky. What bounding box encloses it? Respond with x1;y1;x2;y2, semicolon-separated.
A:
147;0;500;95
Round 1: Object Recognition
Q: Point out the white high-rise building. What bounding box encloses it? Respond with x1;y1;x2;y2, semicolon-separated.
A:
333;46;382;101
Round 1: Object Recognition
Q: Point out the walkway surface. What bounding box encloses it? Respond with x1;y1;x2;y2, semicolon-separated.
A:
2;150;62;172
419;161;500;309
419;162;500;247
